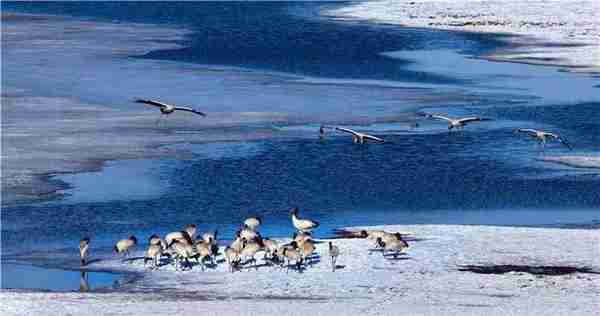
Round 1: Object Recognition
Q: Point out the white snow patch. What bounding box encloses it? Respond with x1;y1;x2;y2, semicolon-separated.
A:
2;225;598;315
326;0;600;71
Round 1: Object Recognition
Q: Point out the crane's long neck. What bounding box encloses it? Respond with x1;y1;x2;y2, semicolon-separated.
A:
292;213;301;226
80;245;88;257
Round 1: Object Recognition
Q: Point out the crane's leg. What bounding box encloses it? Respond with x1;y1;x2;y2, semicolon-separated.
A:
331;256;335;272
540;139;546;154
163;114;169;128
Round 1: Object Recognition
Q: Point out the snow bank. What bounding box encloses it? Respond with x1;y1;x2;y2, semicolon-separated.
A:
2;225;598;315
326;1;600;71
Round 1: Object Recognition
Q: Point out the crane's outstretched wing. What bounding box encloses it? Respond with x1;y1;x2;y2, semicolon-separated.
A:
173;106;207;117
558;137;573;150
515;128;542;140
135;99;169;108
516;128;539;135
458;117;492;125
335;127;359;135
362;134;385;143
428;114;453;122
547;133;573;150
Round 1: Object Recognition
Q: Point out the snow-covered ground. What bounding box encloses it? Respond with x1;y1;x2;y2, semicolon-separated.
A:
2;225;598;315
327;1;600;71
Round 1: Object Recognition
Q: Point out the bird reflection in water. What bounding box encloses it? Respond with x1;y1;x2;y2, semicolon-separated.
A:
79;271;89;292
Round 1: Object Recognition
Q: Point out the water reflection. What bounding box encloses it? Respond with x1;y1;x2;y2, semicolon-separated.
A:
1;263;120;292
79;271;89;292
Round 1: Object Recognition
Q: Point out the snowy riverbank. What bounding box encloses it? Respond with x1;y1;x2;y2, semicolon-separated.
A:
2;224;598;315
327;0;600;72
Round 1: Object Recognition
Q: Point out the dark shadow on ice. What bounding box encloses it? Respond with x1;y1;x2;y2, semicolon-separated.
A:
383;255;411;261
458;264;600;276
458;303;493;308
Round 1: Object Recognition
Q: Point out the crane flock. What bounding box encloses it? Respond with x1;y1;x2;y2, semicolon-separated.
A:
132;98;572;152
78;207;412;274
319;112;572;152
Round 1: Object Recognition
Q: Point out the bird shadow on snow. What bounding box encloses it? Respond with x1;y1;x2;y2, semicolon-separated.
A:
333;264;346;270
239;262;273;271
140;257;220;271
368;249;412;262
383;255;412;261
281;263;307;273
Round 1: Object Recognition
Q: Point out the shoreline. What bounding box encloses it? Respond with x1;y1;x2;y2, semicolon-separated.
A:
326;0;600;73
1;224;598;315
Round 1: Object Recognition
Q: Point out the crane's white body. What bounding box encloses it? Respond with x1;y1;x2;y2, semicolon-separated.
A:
135;99;206;126
291;208;319;232
516;128;572;150
428;114;491;131
244;217;261;231
79;238;90;266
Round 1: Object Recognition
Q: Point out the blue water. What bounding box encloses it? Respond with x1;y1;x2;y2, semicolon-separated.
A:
2;1;600;276
3;1;501;84
1;263;121;292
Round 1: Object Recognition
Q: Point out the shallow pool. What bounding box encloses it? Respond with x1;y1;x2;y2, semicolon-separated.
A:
1;263;121;292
